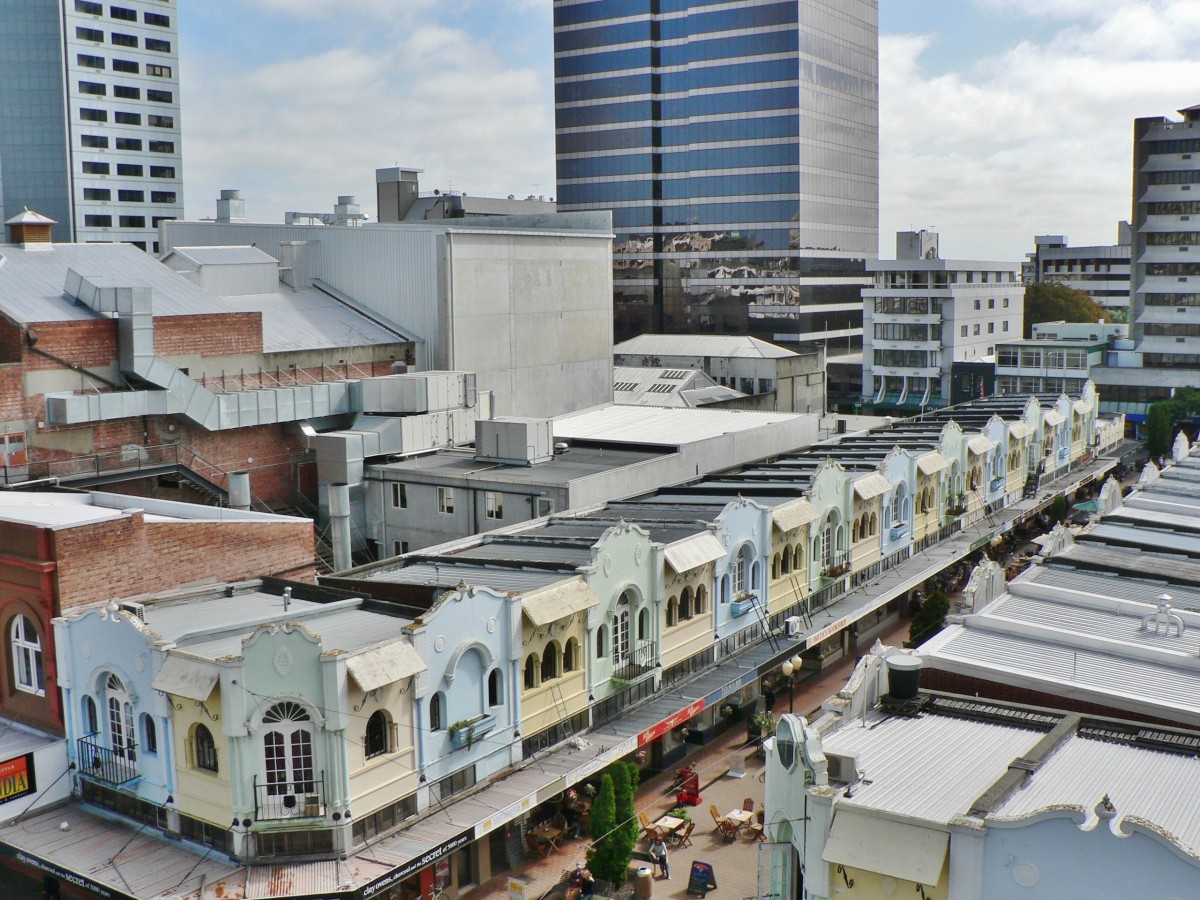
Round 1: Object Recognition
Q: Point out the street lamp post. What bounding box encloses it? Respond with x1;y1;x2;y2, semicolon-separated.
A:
780;654;804;714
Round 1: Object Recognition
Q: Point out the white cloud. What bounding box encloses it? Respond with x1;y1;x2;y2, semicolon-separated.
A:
881;1;1200;259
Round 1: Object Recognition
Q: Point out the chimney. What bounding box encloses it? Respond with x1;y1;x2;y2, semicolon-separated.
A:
5;209;57;249
215;189;246;223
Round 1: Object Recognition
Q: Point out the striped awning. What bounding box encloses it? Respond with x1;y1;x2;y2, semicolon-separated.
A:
917;452;952;475
1044;410;1065;427
152;654;219;703
522;579;600;627
967;434;997;455
663;531;726;573
772;497;819;533
1008;421;1034;440
347;640;426;692
853;473;892;501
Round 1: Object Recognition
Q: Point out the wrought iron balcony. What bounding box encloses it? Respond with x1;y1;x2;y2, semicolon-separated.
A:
253;774;326;822
77;733;138;786
613;639;658;684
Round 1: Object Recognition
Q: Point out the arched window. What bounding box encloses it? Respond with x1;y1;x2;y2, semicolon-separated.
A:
680;587;693;620
666;596;678;628
262;701;314;795
488;668;503;706
732;548;748;594
613;594;631;666
637;607;650;641
771;553;781;580
430;691;445;731
194;723;218;772
82;695;99;735
852;521;859;543
595;624;607;659
365;710;390;759
141;713;157;754
10;615;44;696
870;512;878;536
563;638;579;673
106;674;135;762
695;584;707;614
781;546;792;575
541;643;560;682
792;545;803;571
523;655;539;690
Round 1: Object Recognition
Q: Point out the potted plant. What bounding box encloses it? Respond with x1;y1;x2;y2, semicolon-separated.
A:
748;709;777;746
448;713;497;749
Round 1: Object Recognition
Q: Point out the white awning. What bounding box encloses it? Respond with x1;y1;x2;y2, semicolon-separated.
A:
967;434;997;455
522;579;600;627
852;473;892;501
917;452;951;476
772;497;819;533
663;531;726;573
1073;398;1093;414
1044;410;1065;427
1008;421;1034;440
152;654;220;703
822;808;948;886
346;640;426;693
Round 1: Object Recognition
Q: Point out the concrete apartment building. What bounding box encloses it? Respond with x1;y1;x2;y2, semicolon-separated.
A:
552;0;879;347
995;320;1127;397
1022;224;1132;311
863;231;1023;411
0;0;183;250
1091;103;1200;425
614;333;826;413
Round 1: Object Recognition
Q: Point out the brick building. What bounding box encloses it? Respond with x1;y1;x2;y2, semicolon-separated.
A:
0;213;413;507
0;489;315;735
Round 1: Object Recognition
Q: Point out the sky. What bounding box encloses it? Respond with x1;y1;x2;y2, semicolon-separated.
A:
177;0;1200;260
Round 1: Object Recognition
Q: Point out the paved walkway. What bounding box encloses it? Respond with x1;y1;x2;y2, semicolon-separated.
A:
473;618;913;900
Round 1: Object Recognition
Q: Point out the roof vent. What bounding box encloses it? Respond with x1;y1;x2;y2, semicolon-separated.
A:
1141;593;1184;637
5;208;56;249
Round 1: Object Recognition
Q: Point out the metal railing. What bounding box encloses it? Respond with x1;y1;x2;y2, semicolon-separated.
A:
253;774;326;821
613;639;658;683
77;734;138;785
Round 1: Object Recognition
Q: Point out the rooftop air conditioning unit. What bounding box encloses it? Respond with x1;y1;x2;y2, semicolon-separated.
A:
119;601;146;623
785;615;803;638
825;752;860;784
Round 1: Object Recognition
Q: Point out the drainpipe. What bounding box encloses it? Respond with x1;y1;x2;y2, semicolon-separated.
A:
330;482;352;571
228;471;251;511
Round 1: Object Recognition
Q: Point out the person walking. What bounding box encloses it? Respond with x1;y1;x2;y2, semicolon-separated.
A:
649;835;669;879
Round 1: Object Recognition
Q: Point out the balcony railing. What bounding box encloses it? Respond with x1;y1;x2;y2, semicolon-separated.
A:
77;734;138;786
613;639;658;684
253;774;326;822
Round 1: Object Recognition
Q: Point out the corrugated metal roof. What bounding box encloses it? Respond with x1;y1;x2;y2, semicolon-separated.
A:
554;403;802;446
823;712;1041;823
166;245;277;266
222;288;404;353
0;241;234;322
359;562;568;593
614;333;799;359
991;732;1200;859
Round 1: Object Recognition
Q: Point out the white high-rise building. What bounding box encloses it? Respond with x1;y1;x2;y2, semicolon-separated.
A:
0;0;183;250
862;231;1023;411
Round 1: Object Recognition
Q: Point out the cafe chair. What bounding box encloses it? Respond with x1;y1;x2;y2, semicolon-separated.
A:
675;821;695;848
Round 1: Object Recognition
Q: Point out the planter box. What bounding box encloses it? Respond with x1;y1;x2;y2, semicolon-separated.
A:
731;598;756;618
990;477;1005;492
449;714;496;749
889;523;907;540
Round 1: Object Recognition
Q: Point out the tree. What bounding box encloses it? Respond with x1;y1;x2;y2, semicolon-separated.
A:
611;761;640;859
1023;282;1107;338
588;774;627;884
1145;386;1200;458
908;589;950;647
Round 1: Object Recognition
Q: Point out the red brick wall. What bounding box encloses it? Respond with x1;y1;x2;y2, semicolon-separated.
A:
154;312;263;357
22;320;118;371
0;524;63;734
177;422;309;506
923;667;1185;730
0;318;21;364
52;511;316;611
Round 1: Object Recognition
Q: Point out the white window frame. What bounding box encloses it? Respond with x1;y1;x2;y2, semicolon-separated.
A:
391;483;407;508
485;491;503;520
437;486;455;514
10;615;44;696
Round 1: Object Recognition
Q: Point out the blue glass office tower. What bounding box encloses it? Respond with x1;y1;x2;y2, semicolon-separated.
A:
554;0;878;346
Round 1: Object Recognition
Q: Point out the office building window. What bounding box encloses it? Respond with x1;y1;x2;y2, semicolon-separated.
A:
391;483;407;508
81;134;109;148
960;325;968;337
144;11;170;27
115;137;142;151
973;299;981;310
84;214;112;227
148;140;174;153
392;540;409;557
437;486;455;514
110;5;136;19
75;0;102;13
113;85;140;99
77;53;105;68
485;491;503;519
83;188;111;201
147;89;172;103
987;322;994;334
973;324;981;336
117;163;143;176
119;216;146;228
78;80;106;95
83;161;110;174
147;114;174;128
146;64;172;78
111;32;137;47
76;26;104;41
79;108;107;122
145;38;171;53
112;58;138;73
114;111;141;125
118;189;144;202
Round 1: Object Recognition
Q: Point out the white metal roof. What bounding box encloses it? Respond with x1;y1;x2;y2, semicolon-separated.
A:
222;288;405;353
991;732;1200;860
0;242;234;323
165;245;278;266
0;491;304;529
614;333;799;359
553;403;802;447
